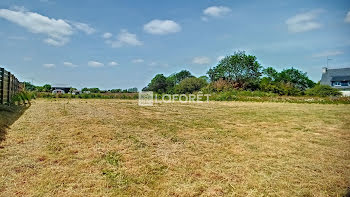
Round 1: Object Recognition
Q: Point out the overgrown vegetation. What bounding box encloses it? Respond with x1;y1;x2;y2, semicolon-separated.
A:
35;92;138;100
23;82;138;94
259;67;315;95
305;84;342;97
10;91;35;105
143;51;345;98
143;70;208;94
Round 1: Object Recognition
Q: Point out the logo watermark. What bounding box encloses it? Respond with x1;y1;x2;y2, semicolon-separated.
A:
138;91;211;106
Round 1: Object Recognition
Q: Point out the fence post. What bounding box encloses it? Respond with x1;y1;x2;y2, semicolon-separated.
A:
0;68;4;104
7;72;11;105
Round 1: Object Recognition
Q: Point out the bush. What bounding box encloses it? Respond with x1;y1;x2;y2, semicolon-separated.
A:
260;77;302;96
305;85;341;97
11;91;35;105
175;77;208;94
210;79;236;92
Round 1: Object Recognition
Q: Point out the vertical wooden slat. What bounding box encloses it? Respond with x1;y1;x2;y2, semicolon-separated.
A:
0;68;4;104
7;72;11;104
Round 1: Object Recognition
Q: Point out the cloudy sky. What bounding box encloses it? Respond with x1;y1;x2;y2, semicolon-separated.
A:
0;0;349;90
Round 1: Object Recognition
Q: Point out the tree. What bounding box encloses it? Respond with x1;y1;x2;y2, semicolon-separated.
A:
111;89;122;93
89;88;100;93
207;51;262;90
146;74;168;93
165;70;194;93
278;68;315;91
82;88;100;93
262;67;279;80
43;84;52;92
175;77;208;94
36;86;44;92
127;87;138;93
23;82;36;91
199;76;210;83
174;70;193;83
260;67;315;95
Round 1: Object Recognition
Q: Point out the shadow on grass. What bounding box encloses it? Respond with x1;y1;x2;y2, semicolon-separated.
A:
0;104;29;144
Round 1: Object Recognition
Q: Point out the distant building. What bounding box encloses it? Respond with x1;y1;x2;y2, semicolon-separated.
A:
320;67;350;96
52;89;65;94
52;87;71;94
72;90;81;95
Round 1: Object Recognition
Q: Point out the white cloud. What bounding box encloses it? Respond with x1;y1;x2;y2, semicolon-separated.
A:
286;9;323;33
102;32;112;39
203;6;231;17
132;59;144;63
217;56;225;61
88;61;104;67
70;21;95;34
0;9;72;46
144;19;181;35
0;8;95;46
312;50;344;58
44;38;68;46
108;61;119;66
193;56;211;65
43;63;55;68
63;61;78;67
345;11;350;23
105;29;142;48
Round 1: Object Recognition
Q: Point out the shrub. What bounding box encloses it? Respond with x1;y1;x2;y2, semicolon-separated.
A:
305;85;341;97
11;91;34;105
175;77;208;94
211;79;235;92
260;78;302;96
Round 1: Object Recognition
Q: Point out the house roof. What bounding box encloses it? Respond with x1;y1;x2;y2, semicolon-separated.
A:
331;76;350;81
52;87;71;89
320;68;350;85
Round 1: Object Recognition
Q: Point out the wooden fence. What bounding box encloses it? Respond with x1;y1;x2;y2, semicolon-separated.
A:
0;67;22;104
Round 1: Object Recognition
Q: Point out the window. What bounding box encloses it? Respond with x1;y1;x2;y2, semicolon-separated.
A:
341;81;349;86
333;81;341;86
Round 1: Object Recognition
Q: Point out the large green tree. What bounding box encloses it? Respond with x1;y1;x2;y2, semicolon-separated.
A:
166;70;193;93
207;51;262;89
146;74;168;93
23;82;36;91
262;67;315;91
260;67;315;95
43;84;52;92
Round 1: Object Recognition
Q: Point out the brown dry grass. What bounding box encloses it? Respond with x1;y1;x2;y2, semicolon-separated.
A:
0;99;349;196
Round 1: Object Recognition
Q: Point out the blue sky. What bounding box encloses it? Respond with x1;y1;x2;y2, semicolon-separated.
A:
0;0;349;90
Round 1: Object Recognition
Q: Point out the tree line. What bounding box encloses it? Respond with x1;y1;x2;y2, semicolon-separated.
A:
143;51;341;97
23;82;138;94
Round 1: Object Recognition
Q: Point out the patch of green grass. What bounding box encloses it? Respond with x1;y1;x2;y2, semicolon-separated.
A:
103;152;122;166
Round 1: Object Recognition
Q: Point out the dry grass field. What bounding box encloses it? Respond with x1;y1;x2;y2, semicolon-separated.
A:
0;99;349;197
